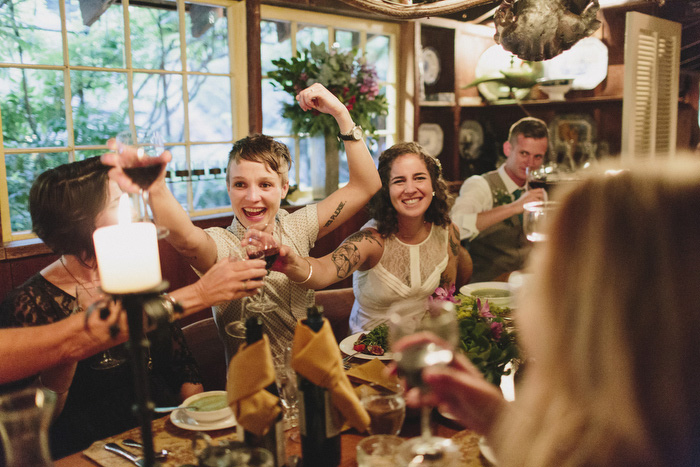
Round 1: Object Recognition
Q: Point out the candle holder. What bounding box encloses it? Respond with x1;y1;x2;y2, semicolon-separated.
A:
89;280;178;467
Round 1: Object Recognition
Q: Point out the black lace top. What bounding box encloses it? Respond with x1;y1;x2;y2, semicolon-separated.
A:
0;273;202;459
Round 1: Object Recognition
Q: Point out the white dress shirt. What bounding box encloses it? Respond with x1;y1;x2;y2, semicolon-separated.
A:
451;164;522;241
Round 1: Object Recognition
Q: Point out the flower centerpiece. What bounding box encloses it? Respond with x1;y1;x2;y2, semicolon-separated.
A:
433;285;519;386
268;42;388;197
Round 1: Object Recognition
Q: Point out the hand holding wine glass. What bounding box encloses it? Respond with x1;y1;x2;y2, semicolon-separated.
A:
114;129;169;238
75;283;126;370
242;223;279;314
389;300;461;466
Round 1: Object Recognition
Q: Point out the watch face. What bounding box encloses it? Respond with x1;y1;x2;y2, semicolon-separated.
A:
351;126;363;140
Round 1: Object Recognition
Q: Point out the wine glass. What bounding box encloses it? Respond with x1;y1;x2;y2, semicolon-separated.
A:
523;200;559;243
273;346;299;441
389;300;460;466
115;129;168;239
75;283;125;370
243;222;279;312
526;166;548;194
224;243;251;339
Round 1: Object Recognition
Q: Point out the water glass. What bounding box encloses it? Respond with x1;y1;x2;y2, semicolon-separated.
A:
523;200;559;242
360;387;406;436
357;435;405;467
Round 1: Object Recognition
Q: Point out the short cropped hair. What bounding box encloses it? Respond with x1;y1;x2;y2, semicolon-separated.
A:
507;117;549;144
227;134;292;187
30;157;110;260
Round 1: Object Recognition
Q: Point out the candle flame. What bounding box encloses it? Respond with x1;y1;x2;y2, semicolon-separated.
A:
118;193;133;225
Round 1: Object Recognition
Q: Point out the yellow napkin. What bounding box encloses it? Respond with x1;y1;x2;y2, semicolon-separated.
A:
345;358;400;391
227;334;281;436
291;319;370;432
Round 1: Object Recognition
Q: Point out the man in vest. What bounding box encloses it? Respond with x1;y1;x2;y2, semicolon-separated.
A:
451;117;549;283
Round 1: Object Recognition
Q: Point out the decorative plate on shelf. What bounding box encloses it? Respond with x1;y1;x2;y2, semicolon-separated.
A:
458;120;484;161
417;123;444;157
542;37;608;90
420;47;441;86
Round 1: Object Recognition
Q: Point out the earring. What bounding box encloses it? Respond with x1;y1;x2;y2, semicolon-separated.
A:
432;191;435;196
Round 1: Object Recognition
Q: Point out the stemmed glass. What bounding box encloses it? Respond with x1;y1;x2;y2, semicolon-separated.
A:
273;346;299;441
223;225;279;339
526;166;548;194
242;223;279;314
389;301;460;466
75;283;125;370
115;129;168;239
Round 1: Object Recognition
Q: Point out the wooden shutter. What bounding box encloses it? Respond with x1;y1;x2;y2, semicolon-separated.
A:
621;11;681;159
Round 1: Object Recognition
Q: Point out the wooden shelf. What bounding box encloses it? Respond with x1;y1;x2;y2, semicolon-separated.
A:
459;96;624;108
419;101;456;107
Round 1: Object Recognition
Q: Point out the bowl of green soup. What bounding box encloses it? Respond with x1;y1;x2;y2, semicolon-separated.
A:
181;390;232;423
459;282;513;308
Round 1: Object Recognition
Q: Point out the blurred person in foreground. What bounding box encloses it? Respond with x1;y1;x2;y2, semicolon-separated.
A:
396;158;700;466
451;117;548;282
0;157;266;458
277;142;468;333
103;83;381;361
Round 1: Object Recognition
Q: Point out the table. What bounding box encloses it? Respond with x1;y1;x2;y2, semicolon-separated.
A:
54;410;489;466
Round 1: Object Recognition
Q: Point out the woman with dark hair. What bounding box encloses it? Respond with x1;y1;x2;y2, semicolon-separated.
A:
278;142;468;333
0;156;266;458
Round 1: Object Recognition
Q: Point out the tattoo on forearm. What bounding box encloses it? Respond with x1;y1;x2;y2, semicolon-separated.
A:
324;201;346;228
449;227;459;257
331;243;361;279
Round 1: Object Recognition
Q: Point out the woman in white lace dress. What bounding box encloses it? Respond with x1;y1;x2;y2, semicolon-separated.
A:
279;142;468;333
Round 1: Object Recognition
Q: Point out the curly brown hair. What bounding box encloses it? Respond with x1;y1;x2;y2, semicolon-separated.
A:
368;142;453;237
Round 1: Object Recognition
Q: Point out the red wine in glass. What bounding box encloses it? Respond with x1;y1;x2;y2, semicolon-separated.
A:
123;163;164;190
527;178;547;191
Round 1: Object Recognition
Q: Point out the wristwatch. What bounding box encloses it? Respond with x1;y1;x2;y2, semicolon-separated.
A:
337;124;363;142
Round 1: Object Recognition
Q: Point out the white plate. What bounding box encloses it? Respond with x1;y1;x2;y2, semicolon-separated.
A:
417;123;444;157
170;407;237;431
460;282;513;308
339;333;393;361
542;37;608;90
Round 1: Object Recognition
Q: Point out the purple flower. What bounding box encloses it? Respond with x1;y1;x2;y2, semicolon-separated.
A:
490;321;503;340
431;284;459;303
477;299;495;319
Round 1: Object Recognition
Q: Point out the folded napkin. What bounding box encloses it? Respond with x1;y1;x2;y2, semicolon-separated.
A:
345;358;400;391
227;334;281;436
291;319;370;432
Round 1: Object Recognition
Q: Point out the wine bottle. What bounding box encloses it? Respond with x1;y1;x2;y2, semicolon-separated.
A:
244;315;286;467
297;305;341;466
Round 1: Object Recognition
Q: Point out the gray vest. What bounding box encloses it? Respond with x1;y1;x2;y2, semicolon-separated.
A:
465;170;531;282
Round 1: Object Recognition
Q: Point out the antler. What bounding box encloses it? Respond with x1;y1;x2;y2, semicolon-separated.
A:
336;0;497;19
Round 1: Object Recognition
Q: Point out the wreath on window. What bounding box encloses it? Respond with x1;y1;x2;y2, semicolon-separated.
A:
268;42;388;142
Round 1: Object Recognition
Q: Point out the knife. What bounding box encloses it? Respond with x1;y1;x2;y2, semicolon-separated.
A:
104;442;146;467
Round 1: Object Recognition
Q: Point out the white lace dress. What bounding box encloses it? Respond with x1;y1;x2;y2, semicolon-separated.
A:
349;220;449;334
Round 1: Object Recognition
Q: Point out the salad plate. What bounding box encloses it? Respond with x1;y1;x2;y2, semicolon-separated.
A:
170;407;237;431
339;333;393;361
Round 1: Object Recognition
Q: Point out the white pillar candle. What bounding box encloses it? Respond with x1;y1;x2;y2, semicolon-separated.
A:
93;195;162;294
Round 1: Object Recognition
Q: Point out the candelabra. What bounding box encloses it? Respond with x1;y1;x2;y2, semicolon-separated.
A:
91;281;180;467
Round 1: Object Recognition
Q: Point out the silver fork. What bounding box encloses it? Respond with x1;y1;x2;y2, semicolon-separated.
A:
342;351;359;369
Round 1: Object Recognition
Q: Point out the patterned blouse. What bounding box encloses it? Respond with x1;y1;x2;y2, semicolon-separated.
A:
0;273;202;459
203;205;318;362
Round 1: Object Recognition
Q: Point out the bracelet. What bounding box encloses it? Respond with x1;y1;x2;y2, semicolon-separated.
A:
161;293;184;321
291;258;313;285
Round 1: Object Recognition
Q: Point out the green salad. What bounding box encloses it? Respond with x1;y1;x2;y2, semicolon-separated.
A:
353;324;389;356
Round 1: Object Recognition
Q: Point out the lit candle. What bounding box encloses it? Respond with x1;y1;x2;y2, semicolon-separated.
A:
93;194;162;294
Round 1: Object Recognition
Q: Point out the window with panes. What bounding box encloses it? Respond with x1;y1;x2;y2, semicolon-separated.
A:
0;0;246;241
260;6;398;199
